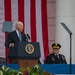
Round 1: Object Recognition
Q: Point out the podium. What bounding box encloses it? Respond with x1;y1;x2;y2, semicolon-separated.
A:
8;42;41;68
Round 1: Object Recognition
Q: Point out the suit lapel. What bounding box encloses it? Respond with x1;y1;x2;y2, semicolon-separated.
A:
14;31;20;41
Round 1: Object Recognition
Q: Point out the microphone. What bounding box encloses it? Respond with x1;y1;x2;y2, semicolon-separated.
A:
26;34;30;40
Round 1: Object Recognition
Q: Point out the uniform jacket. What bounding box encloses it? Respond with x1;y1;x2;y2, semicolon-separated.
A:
5;30;27;47
45;53;67;64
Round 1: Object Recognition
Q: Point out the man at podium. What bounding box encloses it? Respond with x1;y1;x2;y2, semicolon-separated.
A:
5;21;28;48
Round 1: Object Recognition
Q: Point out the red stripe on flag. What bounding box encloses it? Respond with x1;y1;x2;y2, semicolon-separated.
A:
18;0;24;33
4;0;11;63
41;0;49;58
30;0;36;42
4;0;11;21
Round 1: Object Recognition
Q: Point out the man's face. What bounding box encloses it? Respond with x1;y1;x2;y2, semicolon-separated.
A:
53;48;60;54
16;22;23;32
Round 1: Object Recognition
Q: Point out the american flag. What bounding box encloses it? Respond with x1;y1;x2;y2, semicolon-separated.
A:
0;0;49;64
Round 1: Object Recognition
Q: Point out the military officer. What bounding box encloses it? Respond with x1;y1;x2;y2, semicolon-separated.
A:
45;43;67;64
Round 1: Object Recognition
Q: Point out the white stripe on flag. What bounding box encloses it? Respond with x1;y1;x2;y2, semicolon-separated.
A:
36;0;44;64
0;0;5;58
11;0;18;30
24;0;31;42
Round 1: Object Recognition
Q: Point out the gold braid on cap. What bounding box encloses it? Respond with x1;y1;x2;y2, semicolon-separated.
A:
53;46;60;48
53;43;60;48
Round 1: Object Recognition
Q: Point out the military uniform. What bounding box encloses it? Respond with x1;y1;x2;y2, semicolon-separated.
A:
45;43;67;64
45;53;67;64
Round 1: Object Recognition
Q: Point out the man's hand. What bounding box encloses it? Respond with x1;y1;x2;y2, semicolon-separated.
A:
9;43;14;47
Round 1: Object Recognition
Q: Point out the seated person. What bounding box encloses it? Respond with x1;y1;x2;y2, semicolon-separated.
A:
45;43;67;64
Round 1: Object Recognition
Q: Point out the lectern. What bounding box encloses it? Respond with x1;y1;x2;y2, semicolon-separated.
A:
8;42;41;68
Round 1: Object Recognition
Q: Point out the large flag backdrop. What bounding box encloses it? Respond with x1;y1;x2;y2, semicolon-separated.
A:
0;0;49;64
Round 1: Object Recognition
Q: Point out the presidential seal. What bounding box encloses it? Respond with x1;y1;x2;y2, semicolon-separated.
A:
25;44;34;54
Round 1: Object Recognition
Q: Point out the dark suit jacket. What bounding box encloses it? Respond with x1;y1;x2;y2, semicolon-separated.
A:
5;30;27;47
45;53;67;64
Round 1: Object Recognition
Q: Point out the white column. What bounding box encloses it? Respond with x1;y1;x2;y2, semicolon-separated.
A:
55;0;75;64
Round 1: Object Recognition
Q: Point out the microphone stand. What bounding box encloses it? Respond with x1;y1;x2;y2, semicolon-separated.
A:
5;32;9;67
2;21;13;67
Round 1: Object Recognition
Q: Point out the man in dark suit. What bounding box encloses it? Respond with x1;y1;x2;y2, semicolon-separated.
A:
45;43;67;64
5;21;27;48
5;21;41;64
